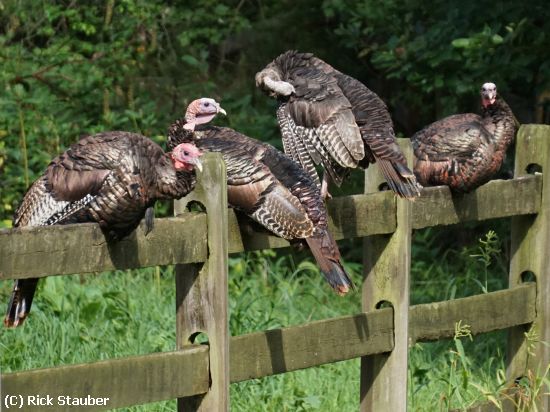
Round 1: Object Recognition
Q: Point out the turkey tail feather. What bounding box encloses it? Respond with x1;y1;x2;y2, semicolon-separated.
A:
377;159;422;199
4;278;39;328
305;233;354;295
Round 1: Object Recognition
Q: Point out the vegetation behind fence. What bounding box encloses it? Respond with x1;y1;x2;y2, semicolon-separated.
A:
1;125;549;411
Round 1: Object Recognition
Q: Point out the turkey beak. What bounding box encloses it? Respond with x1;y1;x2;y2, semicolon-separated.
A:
482;90;496;101
217;105;227;116
192;157;203;173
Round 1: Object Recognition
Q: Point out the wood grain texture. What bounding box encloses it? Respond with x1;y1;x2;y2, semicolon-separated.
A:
174;153;229;412
0;214;207;280
1;134;548;412
0;175;541;281
0;346;209;412
413;175;541;229
507;124;550;412
360;139;412;411
410;283;536;343
1;286;536;410
229;309;394;383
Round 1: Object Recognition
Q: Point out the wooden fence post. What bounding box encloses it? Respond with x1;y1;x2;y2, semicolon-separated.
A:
361;139;413;411
508;124;550;411
173;153;229;412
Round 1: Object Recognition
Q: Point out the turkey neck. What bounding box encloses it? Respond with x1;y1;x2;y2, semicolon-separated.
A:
165;118;199;197
167;118;195;149
481;98;516;151
154;153;196;200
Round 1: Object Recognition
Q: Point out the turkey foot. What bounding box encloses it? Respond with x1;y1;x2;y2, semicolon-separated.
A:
144;206;155;236
321;173;332;200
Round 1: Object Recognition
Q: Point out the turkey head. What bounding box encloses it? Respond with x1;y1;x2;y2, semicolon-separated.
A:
481;82;497;108
255;66;295;97
184;97;226;131
171;142;203;172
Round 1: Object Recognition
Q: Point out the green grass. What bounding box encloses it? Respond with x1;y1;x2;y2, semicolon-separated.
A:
1;226;547;411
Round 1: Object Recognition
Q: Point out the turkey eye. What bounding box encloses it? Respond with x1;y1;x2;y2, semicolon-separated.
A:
204;102;210;107
183;151;189;156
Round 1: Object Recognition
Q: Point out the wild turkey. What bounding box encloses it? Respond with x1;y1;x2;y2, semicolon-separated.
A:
168;98;354;294
255;50;421;199
412;82;516;192
4;132;202;327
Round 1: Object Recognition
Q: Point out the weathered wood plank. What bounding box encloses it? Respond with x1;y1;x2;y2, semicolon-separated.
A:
0;346;209;411
1;286;536;410
174;153;230;411
226;190;397;254
0;175;541;280
0;214;208;280
361;139;413;411
410;283;536;343
228;285;536;383
327;191;397;239
508;124;550;412
229;309;395;383
413;175;541;229
0;312;393;411
228;211;291;253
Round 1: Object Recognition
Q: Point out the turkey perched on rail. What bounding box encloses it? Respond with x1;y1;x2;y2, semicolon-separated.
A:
255;50;421;199
168;98;354;294
4;132;202;327
412;82;516;192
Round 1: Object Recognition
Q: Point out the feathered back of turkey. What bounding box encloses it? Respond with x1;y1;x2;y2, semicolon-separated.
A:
412;94;516;192
5;131;196;327
257;50;421;198
15;132;193;236
168;122;353;294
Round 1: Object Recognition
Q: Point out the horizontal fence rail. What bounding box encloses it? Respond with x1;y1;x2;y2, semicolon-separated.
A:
0;175;541;281
1;283;536;411
1;347;210;412
2;126;549;411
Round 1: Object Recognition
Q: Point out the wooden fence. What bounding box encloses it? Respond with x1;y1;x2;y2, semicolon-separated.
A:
1;124;549;411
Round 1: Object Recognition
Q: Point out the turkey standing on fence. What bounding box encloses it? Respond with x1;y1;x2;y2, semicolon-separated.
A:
255;50;421;199
4;133;203;327
411;82;516;192
168;98;354;294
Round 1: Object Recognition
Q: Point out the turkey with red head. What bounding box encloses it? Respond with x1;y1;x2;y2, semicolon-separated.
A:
5;132;202;327
168;98;354;295
255;50;421;199
412;82;516;192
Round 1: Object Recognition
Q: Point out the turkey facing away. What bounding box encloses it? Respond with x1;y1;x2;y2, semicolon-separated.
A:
412;82;516;192
5;132;202;327
255;50;421;199
168;98;354;294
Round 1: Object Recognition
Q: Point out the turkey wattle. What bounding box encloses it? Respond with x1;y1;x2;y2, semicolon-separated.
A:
5;133;202;327
412;82;516;192
255;50;421;199
168;98;354;295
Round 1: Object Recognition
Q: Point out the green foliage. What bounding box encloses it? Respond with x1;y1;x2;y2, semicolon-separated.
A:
0;0;262;226
469;230;502;293
1;1;549;410
322;0;550;129
3;235;549;410
471;330;550;412
2;0;548;225
439;322;474;410
411;225;509;304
